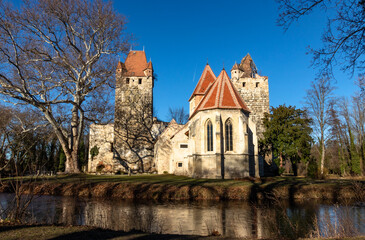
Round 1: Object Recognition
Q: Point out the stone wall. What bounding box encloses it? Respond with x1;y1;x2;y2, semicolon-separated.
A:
168;109;260;179
154;120;183;174
88;124;114;173
231;74;269;140
113;69;155;172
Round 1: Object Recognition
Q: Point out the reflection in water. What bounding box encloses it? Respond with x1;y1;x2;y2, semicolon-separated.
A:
0;193;364;238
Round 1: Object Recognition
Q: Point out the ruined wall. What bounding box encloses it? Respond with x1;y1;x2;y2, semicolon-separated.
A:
88;124;114;172
170;125;190;175
154;120;183;174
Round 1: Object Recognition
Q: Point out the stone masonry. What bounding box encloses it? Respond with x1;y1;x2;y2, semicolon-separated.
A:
113;50;155;172
231;54;269;140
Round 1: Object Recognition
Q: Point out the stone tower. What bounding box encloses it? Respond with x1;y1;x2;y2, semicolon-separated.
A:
114;50;154;172
231;54;269;139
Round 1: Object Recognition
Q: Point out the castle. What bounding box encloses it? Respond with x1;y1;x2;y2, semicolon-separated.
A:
88;50;269;178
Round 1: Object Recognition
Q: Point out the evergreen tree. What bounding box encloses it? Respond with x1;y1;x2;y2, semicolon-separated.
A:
260;105;312;176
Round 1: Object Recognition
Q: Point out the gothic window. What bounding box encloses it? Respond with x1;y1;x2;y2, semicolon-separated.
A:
225;119;233;151
206;120;213;152
138;78;142;84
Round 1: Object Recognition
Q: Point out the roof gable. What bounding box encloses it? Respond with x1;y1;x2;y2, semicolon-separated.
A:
189;64;216;101
190;69;250;118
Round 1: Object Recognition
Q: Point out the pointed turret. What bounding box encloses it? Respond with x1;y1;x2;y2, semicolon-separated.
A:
146;61;153;69
188;64;216;116
239;53;257;78
117;61;123;69
231;62;239;70
189;64;216;100
231;62;241;81
144;61;153;78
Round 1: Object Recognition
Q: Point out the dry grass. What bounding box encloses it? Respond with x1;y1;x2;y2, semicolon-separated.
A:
0;174;364;201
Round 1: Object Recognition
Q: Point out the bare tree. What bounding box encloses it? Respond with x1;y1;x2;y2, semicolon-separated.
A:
350;77;365;175
305;77;335;175
168;106;189;125
0;106;49;222
0;0;129;173
114;93;165;173
277;0;365;77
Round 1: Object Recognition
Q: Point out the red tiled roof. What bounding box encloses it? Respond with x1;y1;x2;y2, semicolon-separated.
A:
231;63;239;71
190;69;250;118
119;51;152;77
146;61;153;69
117;61;125;70
188;64;216;101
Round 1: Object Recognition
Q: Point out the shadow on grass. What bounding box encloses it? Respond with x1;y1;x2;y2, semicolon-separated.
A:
0;224;35;233
0;225;209;240
48;229;207;240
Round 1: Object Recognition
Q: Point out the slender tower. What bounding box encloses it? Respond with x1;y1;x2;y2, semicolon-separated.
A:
114;50;154;172
231;54;269;140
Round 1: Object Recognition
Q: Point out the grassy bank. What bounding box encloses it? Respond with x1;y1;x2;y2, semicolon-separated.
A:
0;224;221;240
0;174;364;201
0;224;364;240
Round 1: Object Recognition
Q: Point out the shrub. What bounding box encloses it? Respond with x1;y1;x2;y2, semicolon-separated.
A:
90;145;99;160
307;158;318;179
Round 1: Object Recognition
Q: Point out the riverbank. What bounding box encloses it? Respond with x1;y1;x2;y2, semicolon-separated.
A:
0;224;224;240
0;174;364;202
1;224;364;240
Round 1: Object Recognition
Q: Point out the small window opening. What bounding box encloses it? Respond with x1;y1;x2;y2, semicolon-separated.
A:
126;78;130;84
256;82;259;88
178;162;183;167
110;142;113;152
225;119;233;152
180;144;188;148
242;82;246;87
138;78;142;84
206;120;213;152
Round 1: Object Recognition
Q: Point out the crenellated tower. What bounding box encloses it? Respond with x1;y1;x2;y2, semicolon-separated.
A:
231;54;269;140
114;50;155;172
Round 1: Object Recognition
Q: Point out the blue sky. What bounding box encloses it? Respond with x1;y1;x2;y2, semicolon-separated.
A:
8;0;359;122
113;0;359;122
7;0;357;121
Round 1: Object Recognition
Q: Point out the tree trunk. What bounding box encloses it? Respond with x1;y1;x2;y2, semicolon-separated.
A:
65;107;80;173
321;140;325;175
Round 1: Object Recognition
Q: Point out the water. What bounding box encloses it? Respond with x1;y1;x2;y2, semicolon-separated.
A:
0;193;364;238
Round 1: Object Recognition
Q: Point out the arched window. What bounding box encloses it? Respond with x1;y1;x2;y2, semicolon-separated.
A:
206;120;213;152
225;119;233;151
